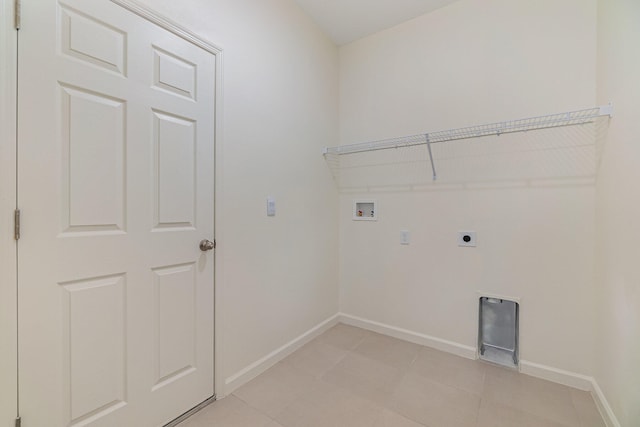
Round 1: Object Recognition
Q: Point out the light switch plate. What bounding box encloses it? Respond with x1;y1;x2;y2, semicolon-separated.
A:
267;197;275;216
400;230;410;245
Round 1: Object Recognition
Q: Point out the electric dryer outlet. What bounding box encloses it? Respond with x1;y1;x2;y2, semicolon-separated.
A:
458;231;477;247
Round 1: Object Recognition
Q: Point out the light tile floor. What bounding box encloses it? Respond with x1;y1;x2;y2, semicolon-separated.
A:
178;324;605;427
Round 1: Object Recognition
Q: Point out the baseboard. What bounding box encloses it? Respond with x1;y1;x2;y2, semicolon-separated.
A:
519;360;592;391
591;379;622;427
223;313;340;395
338;313;477;360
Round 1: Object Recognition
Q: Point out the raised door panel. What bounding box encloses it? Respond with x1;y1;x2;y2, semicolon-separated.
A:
60;5;127;75
152;263;197;391
152;110;196;230
153;47;196;100
61;274;127;425
60;85;126;234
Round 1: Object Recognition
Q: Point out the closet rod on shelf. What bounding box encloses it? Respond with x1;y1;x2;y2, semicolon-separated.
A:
323;104;613;157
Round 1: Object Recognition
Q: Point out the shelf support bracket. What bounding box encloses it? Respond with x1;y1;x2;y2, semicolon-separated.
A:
425;133;437;180
599;103;614;117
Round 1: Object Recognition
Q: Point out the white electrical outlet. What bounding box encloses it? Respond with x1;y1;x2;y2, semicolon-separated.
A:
458;231;477;247
400;230;410;245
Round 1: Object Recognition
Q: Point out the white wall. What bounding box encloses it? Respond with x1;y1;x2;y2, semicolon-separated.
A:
339;0;599;377
596;1;640;425
0;0;17;424
135;0;340;394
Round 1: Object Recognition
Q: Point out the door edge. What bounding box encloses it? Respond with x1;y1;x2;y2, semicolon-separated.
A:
0;0;19;424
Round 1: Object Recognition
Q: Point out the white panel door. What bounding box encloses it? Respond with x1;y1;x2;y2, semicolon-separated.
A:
17;1;216;426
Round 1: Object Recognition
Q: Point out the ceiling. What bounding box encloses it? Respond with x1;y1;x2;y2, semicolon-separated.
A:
293;0;461;45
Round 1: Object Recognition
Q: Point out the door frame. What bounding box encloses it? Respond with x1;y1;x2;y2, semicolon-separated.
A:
1;1;227;422
0;0;18;425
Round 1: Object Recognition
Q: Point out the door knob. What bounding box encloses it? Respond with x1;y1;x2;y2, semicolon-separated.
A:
199;239;215;251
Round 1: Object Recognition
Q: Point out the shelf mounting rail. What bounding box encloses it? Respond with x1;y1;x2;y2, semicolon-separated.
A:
323;104;613;180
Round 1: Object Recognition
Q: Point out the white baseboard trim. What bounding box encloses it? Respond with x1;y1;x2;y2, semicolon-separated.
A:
223;313;340;395
519;360;592;391
338;313;477;360
591;379;622;427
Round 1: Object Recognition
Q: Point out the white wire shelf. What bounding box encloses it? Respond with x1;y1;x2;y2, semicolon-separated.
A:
324;105;612;156
323;105;612;180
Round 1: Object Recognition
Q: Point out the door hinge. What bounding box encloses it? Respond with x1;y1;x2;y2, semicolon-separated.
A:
214;239;216;249
14;209;20;240
14;0;21;30
15;416;21;427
